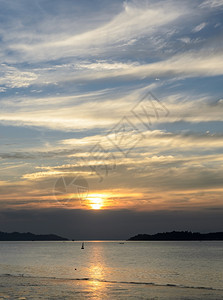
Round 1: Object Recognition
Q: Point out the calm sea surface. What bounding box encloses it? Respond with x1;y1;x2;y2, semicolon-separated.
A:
0;241;222;299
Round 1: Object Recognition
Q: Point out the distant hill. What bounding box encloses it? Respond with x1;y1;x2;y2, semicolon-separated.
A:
128;231;223;241
0;231;68;241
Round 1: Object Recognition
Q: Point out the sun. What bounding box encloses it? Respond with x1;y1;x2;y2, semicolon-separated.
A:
87;195;104;210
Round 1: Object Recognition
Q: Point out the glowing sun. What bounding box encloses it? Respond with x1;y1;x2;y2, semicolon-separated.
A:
87;195;104;210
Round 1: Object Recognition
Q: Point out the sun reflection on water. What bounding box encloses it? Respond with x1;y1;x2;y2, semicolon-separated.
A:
87;244;108;294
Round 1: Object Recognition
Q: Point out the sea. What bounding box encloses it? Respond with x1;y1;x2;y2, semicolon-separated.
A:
0;241;222;299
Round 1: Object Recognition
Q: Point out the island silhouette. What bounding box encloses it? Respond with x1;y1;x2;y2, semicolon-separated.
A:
128;231;223;241
1;230;223;241
0;231;68;241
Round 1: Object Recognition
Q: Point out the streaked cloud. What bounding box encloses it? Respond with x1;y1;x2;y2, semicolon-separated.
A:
192;22;207;33
8;1;185;63
200;0;223;8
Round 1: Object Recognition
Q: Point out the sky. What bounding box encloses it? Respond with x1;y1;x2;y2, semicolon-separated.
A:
0;0;223;239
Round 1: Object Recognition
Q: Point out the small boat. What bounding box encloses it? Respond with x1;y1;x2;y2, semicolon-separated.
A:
81;242;84;249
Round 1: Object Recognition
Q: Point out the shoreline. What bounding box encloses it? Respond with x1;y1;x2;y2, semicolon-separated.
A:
1;274;223;300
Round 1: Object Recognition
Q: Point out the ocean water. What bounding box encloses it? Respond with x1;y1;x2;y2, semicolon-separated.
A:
0;241;223;299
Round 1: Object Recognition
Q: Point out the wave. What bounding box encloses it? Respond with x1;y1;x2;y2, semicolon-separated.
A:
1;273;222;292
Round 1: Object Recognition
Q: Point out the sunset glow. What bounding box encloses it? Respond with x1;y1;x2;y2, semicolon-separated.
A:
87;196;104;210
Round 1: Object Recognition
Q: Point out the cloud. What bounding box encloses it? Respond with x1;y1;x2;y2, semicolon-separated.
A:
0;64;38;89
0;0;220;93
0;149;76;160
8;1;185;63
13;50;221;90
0;87;223;132
72;51;223;81
7;128;222;204
200;0;223;8
192;22;207;33
1;48;222;96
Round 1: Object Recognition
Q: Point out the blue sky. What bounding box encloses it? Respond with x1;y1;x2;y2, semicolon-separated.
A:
0;0;223;228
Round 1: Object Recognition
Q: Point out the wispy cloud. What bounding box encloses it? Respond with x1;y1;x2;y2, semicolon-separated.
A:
8;1;185;63
200;0;223;8
0;64;38;88
192;22;207;33
0;87;222;131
